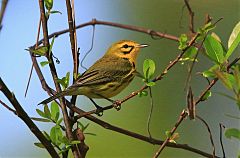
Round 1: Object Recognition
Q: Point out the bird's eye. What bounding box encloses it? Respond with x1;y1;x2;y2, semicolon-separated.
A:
122;44;129;48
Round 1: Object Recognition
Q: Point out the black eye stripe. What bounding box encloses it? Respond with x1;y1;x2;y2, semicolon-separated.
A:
122;45;134;54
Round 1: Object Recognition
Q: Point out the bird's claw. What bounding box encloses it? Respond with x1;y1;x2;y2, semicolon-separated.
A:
95;106;104;116
113;100;122;111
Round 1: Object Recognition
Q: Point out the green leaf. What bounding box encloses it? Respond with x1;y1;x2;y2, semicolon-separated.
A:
211;32;221;43
197;22;216;38
40;61;50;67
204;35;225;64
146;82;156;87
27;46;48;56
44;0;53;10
58;136;69;145
203;22;216;32
36;109;46;118
44;105;51;119
57;118;63;125
65;72;70;88
50;125;62;145
57;72;70;90
143;59;155;81
43;131;51;141
82;123;90;132
77;121;84;129
227;21;240;58
70;140;80;145
138;90;148;97
228;21;240;48
34;142;45;148
51;102;59;122
178;34;188;50
201;91;212;101
77;122;90;132
202;65;219;78
225;128;240;140
181;46;198;62
226;31;240;60
165;131;172;137
49;35;55;56
84;132;97;136
31;117;51;122
50;10;62;14
214;71;234;90
233;65;240;91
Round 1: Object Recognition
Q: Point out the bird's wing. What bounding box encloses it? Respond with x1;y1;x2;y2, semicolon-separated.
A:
70;56;134;88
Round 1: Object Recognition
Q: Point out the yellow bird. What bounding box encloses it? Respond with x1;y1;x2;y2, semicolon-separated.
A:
39;40;148;111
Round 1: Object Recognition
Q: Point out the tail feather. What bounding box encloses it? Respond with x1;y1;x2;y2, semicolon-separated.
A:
38;90;70;105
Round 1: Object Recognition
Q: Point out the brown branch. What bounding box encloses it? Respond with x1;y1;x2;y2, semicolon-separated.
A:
0;0;8;31
0;99;17;115
151;56;240;157
153;110;188;158
25;17;42;97
196;115;216;158
65;0;79;120
38;1;80;157
0;78;59;158
70;104;218;158
184;0;195;33
219;123;226;158
32;18;179;48
29;49;218;158
77;33;200;115
65;0;82;157
28;16;240;157
65;0;79;80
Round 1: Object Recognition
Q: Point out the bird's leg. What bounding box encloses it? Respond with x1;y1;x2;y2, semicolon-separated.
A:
89;98;103;116
95;94;122;111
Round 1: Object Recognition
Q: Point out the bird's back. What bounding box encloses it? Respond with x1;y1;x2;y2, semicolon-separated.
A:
68;55;136;98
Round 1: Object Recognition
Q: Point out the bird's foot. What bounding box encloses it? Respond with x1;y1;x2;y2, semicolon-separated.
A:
113;100;122;111
95;106;104;116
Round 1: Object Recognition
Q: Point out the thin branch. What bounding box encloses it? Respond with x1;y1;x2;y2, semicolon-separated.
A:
29;49;219;158
32;18;179;48
0;0;8;31
0;78;59;158
80;25;95;70
24;17;42;97
151;56;240;157
69;103;218;158
187;87;195;120
38;1;79;158
0;99;17;115
81;33;200;114
28;16;240;157
65;0;81;157
147;87;153;138
153;110;188;158
184;0;195;33
196;115;216;158
219;123;226;158
65;0;78;77
184;35;206;89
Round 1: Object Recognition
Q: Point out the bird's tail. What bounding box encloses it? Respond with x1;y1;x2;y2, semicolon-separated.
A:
38;90;71;105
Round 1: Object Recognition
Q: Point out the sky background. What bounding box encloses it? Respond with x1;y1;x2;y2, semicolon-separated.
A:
0;0;239;158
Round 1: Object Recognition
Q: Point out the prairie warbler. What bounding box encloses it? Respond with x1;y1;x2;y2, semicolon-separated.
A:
39;40;148;110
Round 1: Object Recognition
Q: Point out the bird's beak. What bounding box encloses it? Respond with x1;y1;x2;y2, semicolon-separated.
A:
137;44;149;48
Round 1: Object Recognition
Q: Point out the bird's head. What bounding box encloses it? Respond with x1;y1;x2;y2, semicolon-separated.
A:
105;40;148;63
